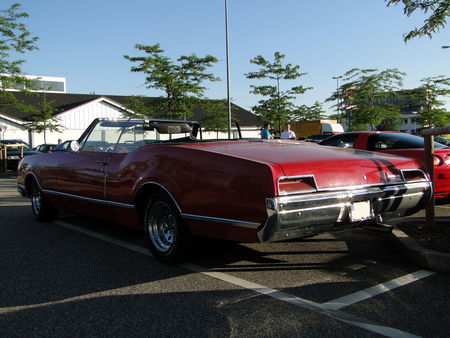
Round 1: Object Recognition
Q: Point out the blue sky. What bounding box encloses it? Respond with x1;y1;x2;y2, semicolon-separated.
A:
7;0;450;114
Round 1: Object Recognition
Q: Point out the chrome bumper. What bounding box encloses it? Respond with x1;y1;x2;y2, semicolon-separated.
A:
258;181;432;242
17;183;27;197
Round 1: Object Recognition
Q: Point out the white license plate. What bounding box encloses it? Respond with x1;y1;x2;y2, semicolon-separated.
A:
350;201;372;222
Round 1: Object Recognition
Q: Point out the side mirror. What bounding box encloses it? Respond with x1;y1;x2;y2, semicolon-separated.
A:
68;140;80;153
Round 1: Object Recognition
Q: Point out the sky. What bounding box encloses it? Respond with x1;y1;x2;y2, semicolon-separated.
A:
6;0;450;114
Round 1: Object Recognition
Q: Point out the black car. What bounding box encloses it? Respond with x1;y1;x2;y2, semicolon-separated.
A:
34;143;58;153
304;134;333;143
0;140;39;171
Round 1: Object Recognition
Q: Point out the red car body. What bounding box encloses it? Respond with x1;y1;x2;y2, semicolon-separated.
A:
319;131;450;199
17;119;432;263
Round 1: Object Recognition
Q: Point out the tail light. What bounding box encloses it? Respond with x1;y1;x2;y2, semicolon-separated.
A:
401;169;427;182
278;176;317;195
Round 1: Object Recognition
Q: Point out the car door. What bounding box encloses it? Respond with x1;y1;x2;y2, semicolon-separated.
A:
55;119;124;206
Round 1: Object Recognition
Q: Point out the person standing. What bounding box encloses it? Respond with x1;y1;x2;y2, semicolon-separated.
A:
261;123;273;139
281;124;296;139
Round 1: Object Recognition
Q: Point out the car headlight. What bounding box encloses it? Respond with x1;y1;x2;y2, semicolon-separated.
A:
7;155;20;160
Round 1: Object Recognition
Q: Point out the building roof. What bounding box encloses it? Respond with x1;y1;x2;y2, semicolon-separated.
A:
0;92;260;127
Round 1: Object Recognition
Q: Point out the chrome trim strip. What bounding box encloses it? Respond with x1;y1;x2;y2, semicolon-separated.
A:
278;202;349;215
182;213;260;229
378;191;425;201
43;189;135;209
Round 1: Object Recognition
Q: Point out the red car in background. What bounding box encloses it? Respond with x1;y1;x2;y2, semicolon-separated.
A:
319;131;450;199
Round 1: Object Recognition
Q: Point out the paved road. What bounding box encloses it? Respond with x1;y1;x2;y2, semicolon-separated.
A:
1;173;450;337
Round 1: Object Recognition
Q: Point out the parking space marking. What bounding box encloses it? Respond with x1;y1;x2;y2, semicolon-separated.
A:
321;270;435;310
54;220;420;338
182;263;419;338
54;221;152;257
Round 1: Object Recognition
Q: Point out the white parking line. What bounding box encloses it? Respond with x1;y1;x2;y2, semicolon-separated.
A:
53;220;421;338
322;270;435;310
54;221;152;257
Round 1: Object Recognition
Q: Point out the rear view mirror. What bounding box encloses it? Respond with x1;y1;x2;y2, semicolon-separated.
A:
68;140;80;153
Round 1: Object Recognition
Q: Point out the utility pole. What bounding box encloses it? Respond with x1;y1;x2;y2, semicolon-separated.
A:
225;0;232;139
332;75;342;123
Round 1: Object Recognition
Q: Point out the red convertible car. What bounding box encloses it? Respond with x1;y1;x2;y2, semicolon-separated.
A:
319;131;450;199
17;118;432;263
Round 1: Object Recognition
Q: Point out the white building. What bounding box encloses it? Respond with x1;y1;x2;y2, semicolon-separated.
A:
0;92;260;146
1;74;66;93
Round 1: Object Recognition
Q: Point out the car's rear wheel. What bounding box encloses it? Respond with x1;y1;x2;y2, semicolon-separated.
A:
30;180;59;221
144;192;191;264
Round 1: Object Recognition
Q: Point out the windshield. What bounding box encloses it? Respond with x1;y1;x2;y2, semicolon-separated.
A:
78;118;199;153
367;133;446;150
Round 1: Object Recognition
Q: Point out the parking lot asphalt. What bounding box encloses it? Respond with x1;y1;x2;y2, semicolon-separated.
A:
3;171;450;337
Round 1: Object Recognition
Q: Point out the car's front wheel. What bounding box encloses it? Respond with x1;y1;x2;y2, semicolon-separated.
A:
30;180;59;221
144;192;191;264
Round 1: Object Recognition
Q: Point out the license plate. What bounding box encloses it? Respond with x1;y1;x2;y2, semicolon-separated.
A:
350;201;372;222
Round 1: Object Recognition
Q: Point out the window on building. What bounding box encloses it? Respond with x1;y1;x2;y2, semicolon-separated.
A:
34;80;65;92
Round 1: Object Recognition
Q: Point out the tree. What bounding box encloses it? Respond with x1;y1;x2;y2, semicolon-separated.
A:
123;96;156;118
198;99;238;138
327;68;406;130
245;52;311;133
414;76;450;127
291;101;326;121
0;3;38;108
386;0;450;41
124;44;219;120
23;94;62;143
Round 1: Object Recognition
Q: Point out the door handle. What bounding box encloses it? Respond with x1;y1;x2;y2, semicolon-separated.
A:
96;160;108;166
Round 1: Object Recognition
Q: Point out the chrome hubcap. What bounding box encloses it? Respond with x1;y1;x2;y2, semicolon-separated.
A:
31;185;41;215
147;201;177;253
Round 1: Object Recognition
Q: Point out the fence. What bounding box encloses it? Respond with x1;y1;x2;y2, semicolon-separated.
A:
421;126;450;229
0;144;25;172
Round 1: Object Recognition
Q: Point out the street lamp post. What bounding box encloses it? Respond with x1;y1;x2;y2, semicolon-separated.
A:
225;0;232;139
332;75;342;123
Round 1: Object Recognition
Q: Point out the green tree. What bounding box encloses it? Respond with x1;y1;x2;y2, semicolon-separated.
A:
122;96;156;118
200;99;235;138
245;52;311;133
415;76;450;127
0;3;38;108
327;68;406;130
124;44;219;120
386;0;450;41
291;101;326;121
23;94;62;143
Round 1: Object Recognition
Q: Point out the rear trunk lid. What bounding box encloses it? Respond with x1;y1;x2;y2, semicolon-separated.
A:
189;140;425;190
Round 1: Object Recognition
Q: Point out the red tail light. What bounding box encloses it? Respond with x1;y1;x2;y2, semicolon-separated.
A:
278;176;317;195
402;169;427;182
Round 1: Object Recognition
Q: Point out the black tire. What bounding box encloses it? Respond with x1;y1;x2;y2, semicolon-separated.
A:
30;180;59;221
143;192;191;264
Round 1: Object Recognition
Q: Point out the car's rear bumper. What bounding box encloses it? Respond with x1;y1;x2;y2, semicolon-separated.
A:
258;180;432;242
